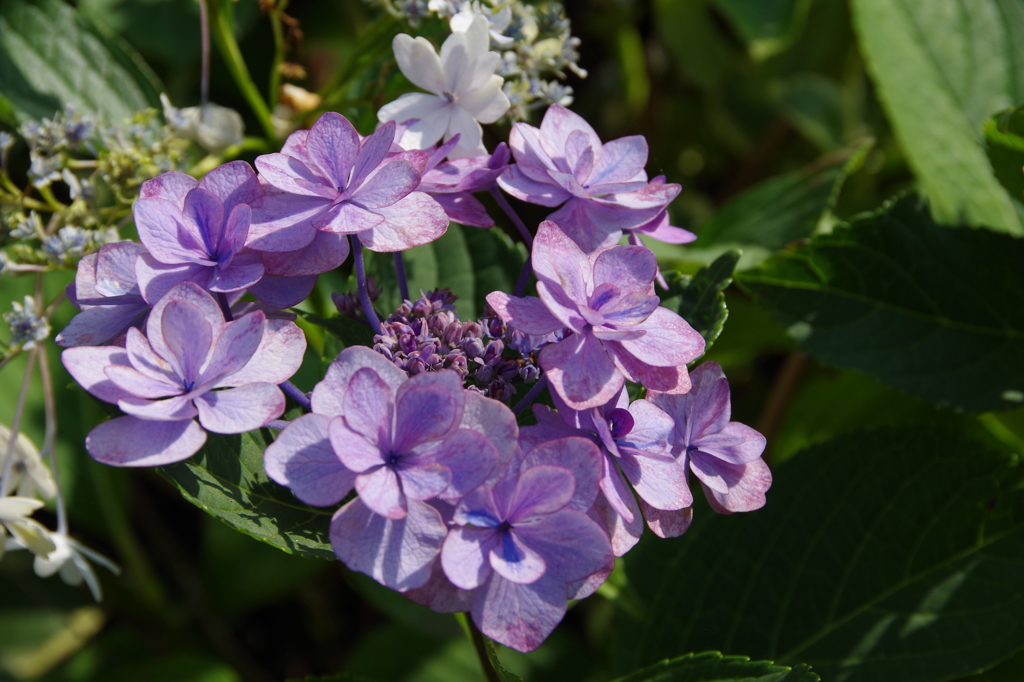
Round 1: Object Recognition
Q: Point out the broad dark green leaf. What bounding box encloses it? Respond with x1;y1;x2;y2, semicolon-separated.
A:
984;115;1024;207
693;142;870;258
850;0;1024;234
774;75;844;152
714;0;809;59
0;0;161;125
737;195;1024;412
662;250;739;355
615;651;818;682
158;430;336;560
298;311;375;350
620;426;1024;682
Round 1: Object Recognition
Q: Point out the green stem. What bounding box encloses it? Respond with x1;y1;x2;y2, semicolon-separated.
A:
455;613;501;682
209;0;277;141
268;1;288;111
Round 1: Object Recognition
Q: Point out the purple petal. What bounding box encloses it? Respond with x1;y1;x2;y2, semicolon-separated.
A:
140;171;198;205
541;333;623;411
264;413;355;506
441;525;497;590
221;204;252;258
589;135;648;186
598;452;635;522
247;191;324;251
592;245;657;297
356;466;407;519
198;160;262;209
56;303;148;348
435;429;498;502
397;461;451;501
490;531;546;584
508;465;575;523
351;158;421;209
136;256;209;305
696;422;767;465
405;560;475;613
393;384;459;452
330;497;447;590
182;188;226;256
61;346;134;404
255;153;335;199
312;346;408;417
607;344;691;395
616;307;705;366
433;193;494;228
485;292;562;336
532;221;591;303
588;489;642;557
568;560;614;600
221;318;306;387
460;391;519;486
248;274;317;309
535;281;586;332
104;365;180;399
94;242;146;297
342;367;395;450
194;383;284;433
329;415;387;474
546;199;623;253
618;446;691;511
133;198;205;264
305;112;361;187
538;105;601;168
146;283;225;372
86;416;205;467
454;484;503;527
159;299;214;385
281;128;309;157
507;123;558;179
261;230;350;277
196;312;265;387
356;192;449;252
473;572;566;653
125;327;178;385
513;509;612;583
565;130;594;183
641;501;693;538
209;251;264;293
351;121;399;188
118;395;199;421
496;165;570;207
313;202;386;235
521;436;602;512
632;210;696;244
682;361;732;440
703;457;771;513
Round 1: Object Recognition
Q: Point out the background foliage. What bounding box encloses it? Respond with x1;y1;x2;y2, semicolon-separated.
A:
2;0;1024;680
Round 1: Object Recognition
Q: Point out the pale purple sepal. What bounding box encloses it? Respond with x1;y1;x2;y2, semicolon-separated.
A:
264;413;356;507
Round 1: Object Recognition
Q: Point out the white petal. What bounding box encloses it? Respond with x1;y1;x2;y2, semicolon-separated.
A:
446;108;483;155
458;75;509;123
378;94;451;150
392;34;446;94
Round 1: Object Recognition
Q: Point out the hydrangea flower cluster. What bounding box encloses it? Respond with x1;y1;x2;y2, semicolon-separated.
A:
52;2;771;654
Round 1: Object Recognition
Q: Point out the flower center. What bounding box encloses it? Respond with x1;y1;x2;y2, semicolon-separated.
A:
384;450;403;467
442;91;456;104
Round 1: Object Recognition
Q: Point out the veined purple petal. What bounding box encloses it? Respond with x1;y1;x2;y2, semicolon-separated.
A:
618;307;705;367
508;123;558;180
159;299;214;386
496;165;570;207
264;413;355;506
589;135;648;186
316;202;386;235
248;274;317;309
397;461;451;502
356;466;407;519
618;446;691;511
546;199;624;253
302;112;361;189
702;457;771;513
592;245;657;297
393;383;459;452
140;171;198;205
261;229;349;278
454;484;503;528
508;465;575;523
221;318;306;387
433;193;494;228
473;571;566;653
538;105;602;170
405;560;475;614
221;203;252;258
641;501;693;538
86;416;205;467
311;346;407;417
356;192;449;252
565;130;595;184
196;312;265;388
133;197;206;264
632;210;696;244
209;251;264;293
182;188;226;257
541;333;623;411
695;422;767;465
56;303;148;348
247;191;325;251
351;120;398;188
330;497;447;590
535;281;586;332
568;560;614;600
490;531;546;584
342;367;395;450
532;221;592;303
512;509;612;583
194;383;284;433
61;346;134;404
94;242;146;297
198;160;262;209
588;488;642;556
606;345;690;395
118;394;198;421
441;525;498;590
104;365;180;399
125;327;178;385
435;429;498;502
136;257;210;305
485;292;563;336
255;153;335;199
521;436;602;512
146;283;225;373
598;452;634;522
350;158;421;209
329;415;388;475
460;391;518;487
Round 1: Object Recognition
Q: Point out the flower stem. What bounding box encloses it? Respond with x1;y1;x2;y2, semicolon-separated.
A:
513;375;547;415
456;613;501;682
513;256;532;298
216;292;233;321
278;380;311;412
394;251;410;301
352;237;382;335
209;0;277;140
36;348;67;533
0;348;37;497
268;1;288;110
199;0;211;106
489;187;533;248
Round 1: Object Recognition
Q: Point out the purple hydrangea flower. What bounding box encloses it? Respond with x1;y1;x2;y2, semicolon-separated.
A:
487;221;705;409
649;361;771;516
56;242;150;347
250;113;449;254
134;163;325;309
264;346;518;591
497;104;684;252
523;387;692;555
440;436;611;652
62;282;305;467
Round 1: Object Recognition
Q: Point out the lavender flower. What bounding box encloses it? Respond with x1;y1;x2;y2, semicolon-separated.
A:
251;113;449;254
440;438;611;652
487;221;704;409
265;346;517;591
5;296;50;350
57;242;151;347
497;104;685;252
62;282;305;467
648;361;771;517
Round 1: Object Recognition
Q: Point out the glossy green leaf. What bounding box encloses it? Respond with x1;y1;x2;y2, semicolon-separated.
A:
0;0;161;124
298;312;375;351
662;250;739;355
850;0;1024;234
158;430;336;561
714;0;810;59
737;195;1024;412
774;75;844;152
620;426;1024;682
614;651;818;682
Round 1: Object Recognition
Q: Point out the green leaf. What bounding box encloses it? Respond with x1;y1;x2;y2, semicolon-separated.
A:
773;75;844;152
692;142;871;262
158;430;336;561
484;637;523;682
298;311;375;350
614;651;818;682
662;250;739;355
619;426;1024;682
984;114;1024;206
714;0;811;60
0;0;161;124
850;0;1024;235
737;194;1024;412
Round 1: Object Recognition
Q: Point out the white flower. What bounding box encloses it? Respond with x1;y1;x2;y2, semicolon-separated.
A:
450;2;515;48
31;531;119;602
161;94;244;154
0;496;55;562
0;425;56;500
378;15;510;158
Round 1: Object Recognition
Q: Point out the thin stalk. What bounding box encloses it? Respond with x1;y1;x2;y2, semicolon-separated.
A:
352;237;382;335
457;614;501;682
37;349;67;533
37;185;66;212
513;256;532;297
209;0;277;140
199;0;211;106
268;1;288;110
394;251;410;301
513;376;547;415
0;348;38;497
489;187;533;248
278;380;311;411
216;292;233;321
